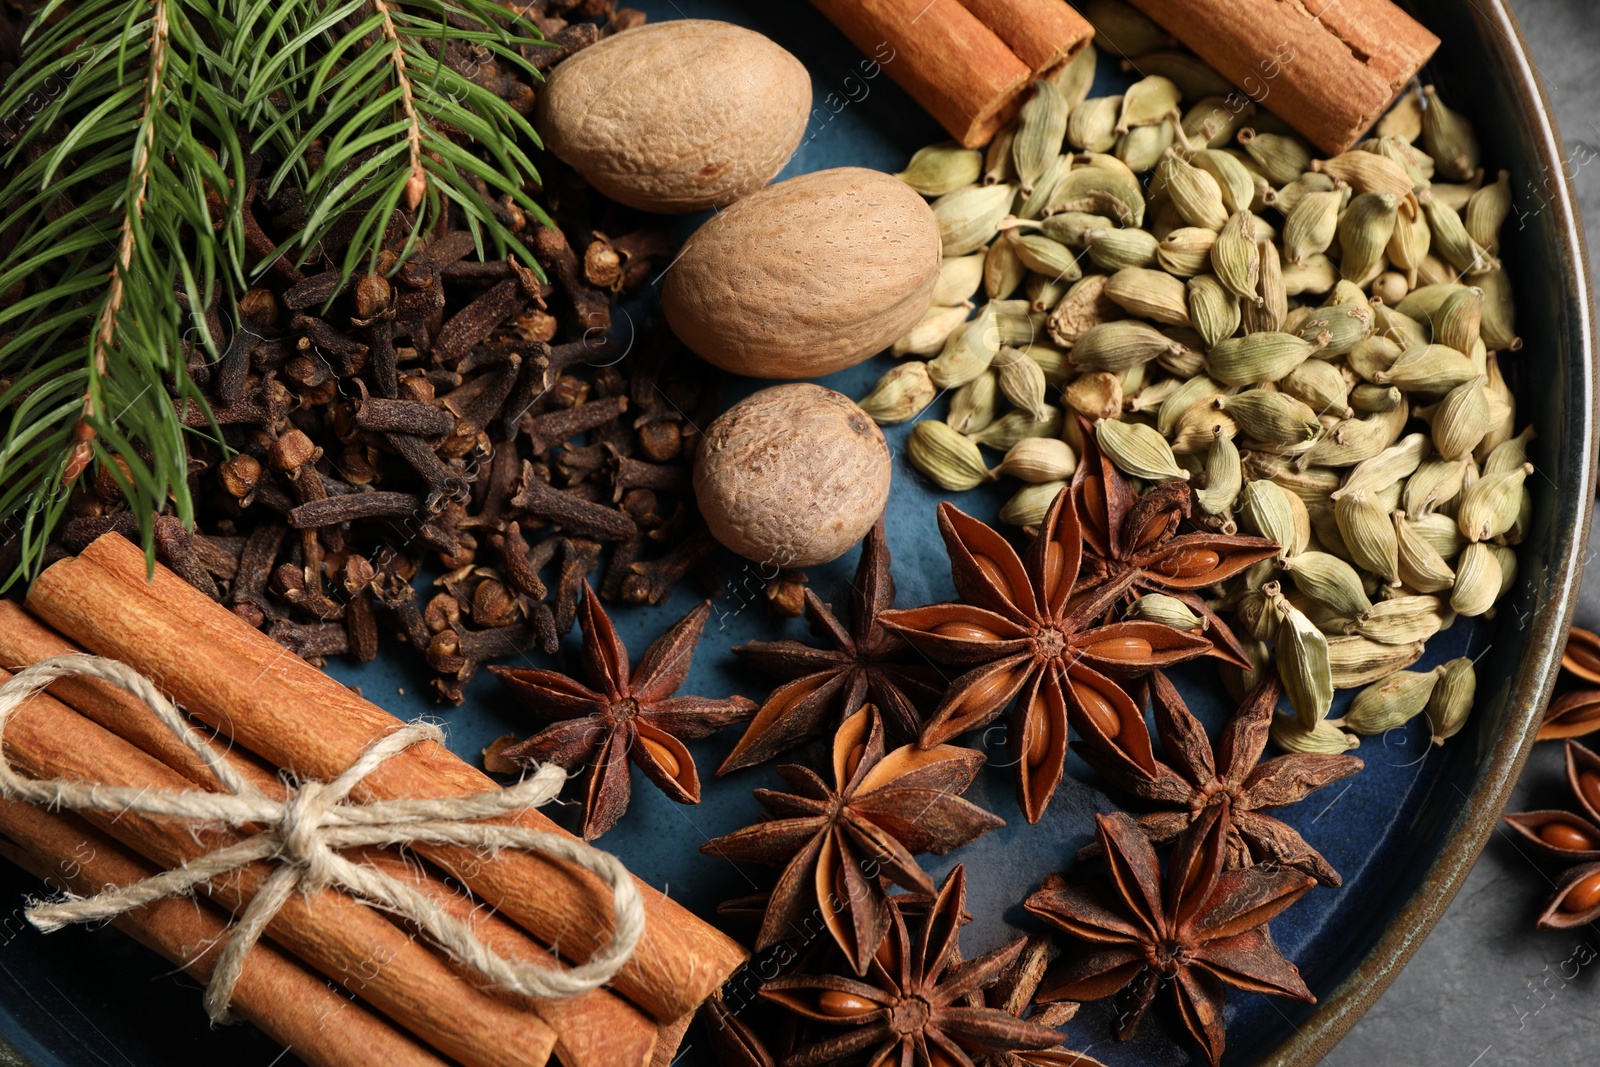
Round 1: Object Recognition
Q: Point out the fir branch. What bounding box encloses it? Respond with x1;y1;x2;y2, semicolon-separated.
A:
268;0;552;282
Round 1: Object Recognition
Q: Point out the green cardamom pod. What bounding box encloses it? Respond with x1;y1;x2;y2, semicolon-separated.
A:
1117;119;1176;172
999;480;1070;526
1312;150;1414;198
1047;40;1097;107
1432;286;1483;355
1297;303;1373;357
1013;80;1073;196
1206;331;1318;386
1394;509;1457;593
1265;580;1334;727
1271;171;1336;216
1238;127;1313;185
1211;210;1261;301
1271;716;1360;754
1476;267;1518;351
907;421;994;491
1067;94;1122;153
947;371;999;434
1016;154;1072;220
1457;461;1531;542
1386;203;1432;280
1429;376;1492;461
1368;135;1435;184
1402;458;1471;518
1421;192;1494;276
1305;407;1408;468
1327;634;1426;688
1483;425;1536;475
1279;357;1352;416
1158;150;1229;231
935;253;986;306
1095;418;1189;482
1194;426;1242;515
1286;550;1373;618
1026;273;1069;314
1353;595;1445;645
1377;88;1424;142
1341;669;1438;735
1193;148;1258;215
1421;84;1481;181
933;183;1017;257
1038;211;1115;247
927;309;998;389
1083;227;1161;272
1104;267;1190;327
891;302;973;357
1048;160;1146;226
1128;593;1208;631
968;405;1064;450
1282;184;1349;265
1449;540;1501;616
996;437;1078;483
1117;75;1182;132
1337;432;1429;499
1243;239;1288;334
984;124;1017;185
985;236;1028;301
1072;320;1180;372
1465;169;1511;254
1490;541;1519;596
1282;253;1338;297
992;345;1051;421
857;361;936;425
898;141;984;197
1335;488;1400;585
1240;478;1307;558
1186;274;1241;348
1351;383;1404;413
1157;226;1219;277
1216;390;1322;448
1371;343;1477;394
1007;231;1084;282
1426;657;1476;744
1337;191;1400;283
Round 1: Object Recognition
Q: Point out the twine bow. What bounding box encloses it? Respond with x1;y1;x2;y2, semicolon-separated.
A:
0;654;644;1023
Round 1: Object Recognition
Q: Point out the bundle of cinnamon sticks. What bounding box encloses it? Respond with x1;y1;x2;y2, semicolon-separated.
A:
0;532;745;1067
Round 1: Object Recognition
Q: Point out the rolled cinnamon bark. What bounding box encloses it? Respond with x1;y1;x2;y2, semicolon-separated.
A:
812;0;1025;148
1123;0;1439;153
28;534;746;1024
0;668;557;1067
0;805;449;1067
0;601;660;1067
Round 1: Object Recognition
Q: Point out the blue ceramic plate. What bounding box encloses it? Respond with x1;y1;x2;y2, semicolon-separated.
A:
0;1;1591;1065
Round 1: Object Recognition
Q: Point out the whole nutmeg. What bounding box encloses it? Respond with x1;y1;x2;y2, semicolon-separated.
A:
693;384;891;568
538;20;810;213
663;168;942;378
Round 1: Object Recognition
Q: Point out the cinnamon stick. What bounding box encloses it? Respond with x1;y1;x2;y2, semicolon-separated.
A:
0;804;448;1067
0;668;557;1067
0;601;660;1067
28;533;746;1023
1123;0;1439;154
807;0;1023;147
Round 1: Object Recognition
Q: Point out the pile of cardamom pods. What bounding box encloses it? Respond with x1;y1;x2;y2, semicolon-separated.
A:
860;30;1524;754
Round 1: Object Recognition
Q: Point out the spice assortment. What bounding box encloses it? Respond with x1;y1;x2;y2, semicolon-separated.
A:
0;0;1565;1063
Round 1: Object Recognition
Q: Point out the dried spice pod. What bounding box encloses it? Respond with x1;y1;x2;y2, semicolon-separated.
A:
1504;743;1600;928
701;706;1002;975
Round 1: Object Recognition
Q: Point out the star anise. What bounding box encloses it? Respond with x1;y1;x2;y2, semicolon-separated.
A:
762;865;1063;1067
1503;740;1600;928
1077;671;1362;887
965;937;1111;1067
1537;626;1600;740
1024;807;1315;1067
490;583;756;839
879;488;1213;822
1071;415;1278;667
721;519;943;774
702;705;1003;975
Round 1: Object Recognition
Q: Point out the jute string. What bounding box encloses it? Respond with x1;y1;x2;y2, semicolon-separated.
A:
0;654;644;1024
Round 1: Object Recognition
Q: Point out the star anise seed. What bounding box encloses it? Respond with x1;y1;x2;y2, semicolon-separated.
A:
966;936;1111;1067
702;705;1003;976
1025;807;1315;1067
490;583;756;839
1076;671;1362;886
1537;626;1600;740
879;488;1212;823
1503;740;1600;928
1071;415;1277;668
722;518;943;773
762;865;1063;1067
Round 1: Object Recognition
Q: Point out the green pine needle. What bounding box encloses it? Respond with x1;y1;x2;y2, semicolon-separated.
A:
0;0;548;589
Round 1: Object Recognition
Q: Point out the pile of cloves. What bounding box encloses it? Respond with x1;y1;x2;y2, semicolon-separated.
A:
44;0;731;704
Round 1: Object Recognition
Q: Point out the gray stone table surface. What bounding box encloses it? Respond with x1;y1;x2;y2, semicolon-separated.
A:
1330;2;1600;1062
